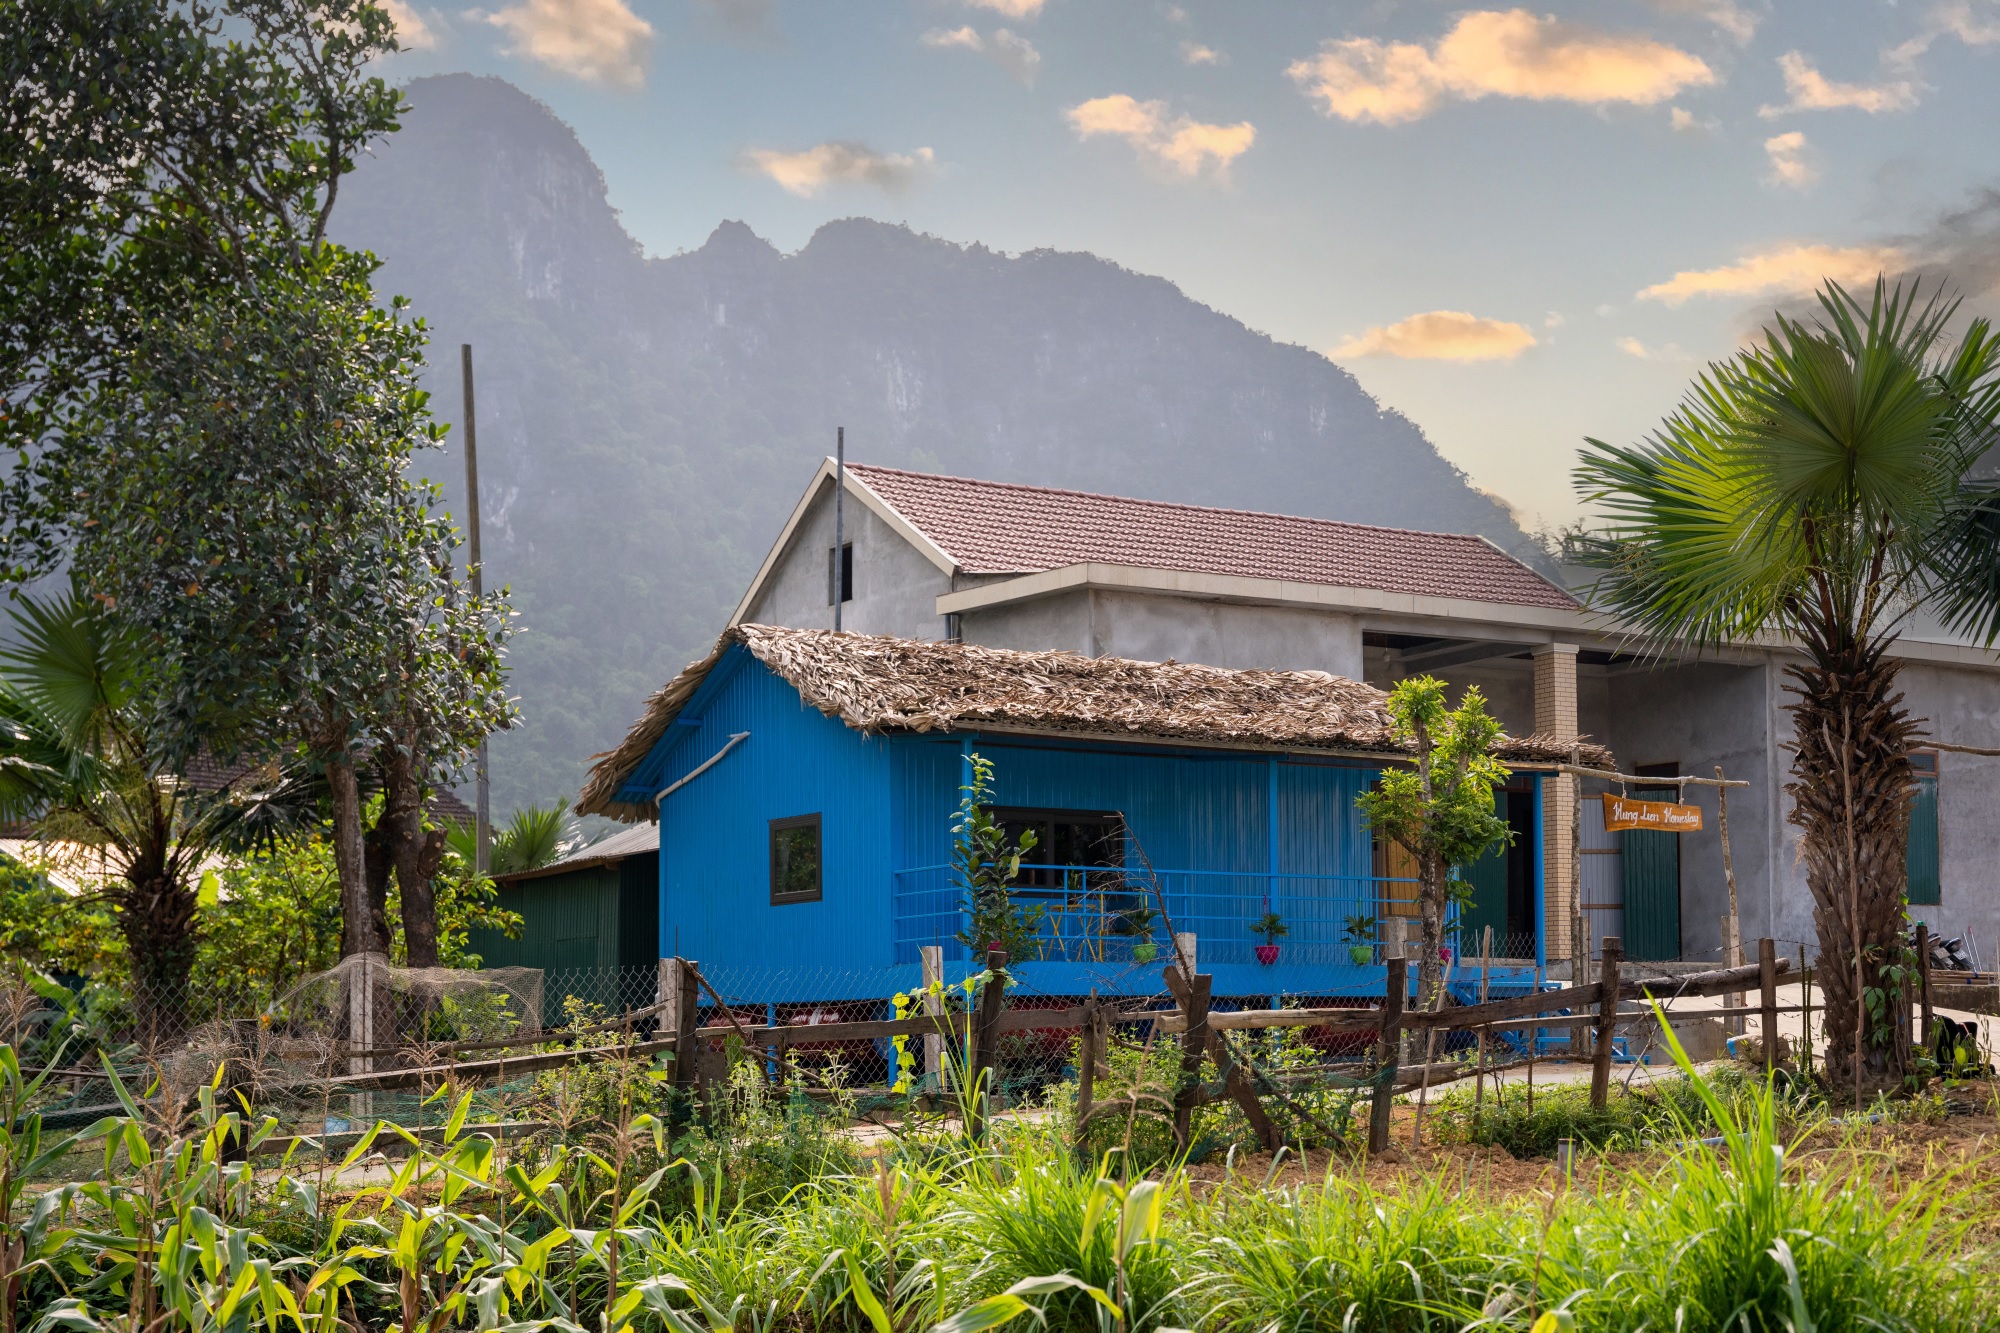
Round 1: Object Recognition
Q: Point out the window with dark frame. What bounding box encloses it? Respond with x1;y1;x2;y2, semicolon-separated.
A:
769;814;822;904
987;807;1126;897
826;542;853;605
1907;750;1940;905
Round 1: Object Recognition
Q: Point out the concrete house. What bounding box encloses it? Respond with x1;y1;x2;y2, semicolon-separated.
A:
723;460;2000;971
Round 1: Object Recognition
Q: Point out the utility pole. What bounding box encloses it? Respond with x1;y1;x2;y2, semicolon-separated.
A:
461;344;491;876
833;426;845;632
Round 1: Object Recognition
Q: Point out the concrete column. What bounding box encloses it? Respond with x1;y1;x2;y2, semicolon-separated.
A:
1533;644;1580;964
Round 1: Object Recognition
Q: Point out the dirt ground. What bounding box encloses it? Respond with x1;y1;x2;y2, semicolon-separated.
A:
1182;1080;2000;1248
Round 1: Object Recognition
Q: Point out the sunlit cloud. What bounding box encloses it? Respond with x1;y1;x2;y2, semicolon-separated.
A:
964;0;1044;17
381;0;440;49
740;141;937;197
483;0;651;86
1763;131;1816;188
1616;335;1692;360
1759;51;1917;116
1332;311;1538;361
1065;95;1254;179
922;25;1040;85
1181;41;1224;66
1287;9;1714;126
1637;242;1906;305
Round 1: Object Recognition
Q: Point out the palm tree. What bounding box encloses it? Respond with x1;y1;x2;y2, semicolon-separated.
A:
445;800;581;878
0;587;312;1043
1572;279;2000;1095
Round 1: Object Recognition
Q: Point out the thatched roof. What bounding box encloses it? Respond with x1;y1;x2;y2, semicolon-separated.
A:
578;625;1614;821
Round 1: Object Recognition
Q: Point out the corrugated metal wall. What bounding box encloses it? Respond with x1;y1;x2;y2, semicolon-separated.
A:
655;647;894;972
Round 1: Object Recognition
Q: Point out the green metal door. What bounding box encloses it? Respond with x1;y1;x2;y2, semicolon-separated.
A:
1457;842;1509;958
1621;828;1681;961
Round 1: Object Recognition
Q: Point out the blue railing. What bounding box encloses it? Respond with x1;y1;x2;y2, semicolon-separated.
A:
891;862;1422;968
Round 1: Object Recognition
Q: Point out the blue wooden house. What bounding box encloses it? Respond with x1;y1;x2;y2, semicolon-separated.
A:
577;625;1604;1003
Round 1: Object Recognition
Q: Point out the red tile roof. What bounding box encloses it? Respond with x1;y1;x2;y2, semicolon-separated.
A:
847;464;1576;611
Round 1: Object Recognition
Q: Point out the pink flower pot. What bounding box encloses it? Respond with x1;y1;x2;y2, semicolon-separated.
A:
1255;944;1280;965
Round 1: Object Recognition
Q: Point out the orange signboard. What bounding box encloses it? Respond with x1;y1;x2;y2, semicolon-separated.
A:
1601;794;1702;833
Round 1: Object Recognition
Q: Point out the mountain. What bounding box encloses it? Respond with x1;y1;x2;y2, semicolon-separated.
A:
331;72;1543;815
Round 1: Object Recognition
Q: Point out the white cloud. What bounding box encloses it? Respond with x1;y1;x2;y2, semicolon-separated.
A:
1332;311;1539;361
484;0;651;86
381;0;439;49
1065;95;1254;178
965;0;1044;17
1763;130;1816;188
1760;51;1917;116
1544;311;1566;329
1180;41;1224;66
1164;5;1188;22
1648;0;1758;45
922;25;1040;85
1637;242;1906;305
741;142;937;197
1932;0;2000;45
1287;9;1714;126
1616;335;1692;360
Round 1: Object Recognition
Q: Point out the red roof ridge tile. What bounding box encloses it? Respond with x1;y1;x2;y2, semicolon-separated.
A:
845;461;1525;549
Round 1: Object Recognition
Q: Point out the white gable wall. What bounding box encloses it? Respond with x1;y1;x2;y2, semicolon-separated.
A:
740;483;953;640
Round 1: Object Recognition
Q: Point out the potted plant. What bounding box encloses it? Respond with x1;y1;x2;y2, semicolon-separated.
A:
1252;911;1288;964
1116;903;1160;963
1343;914;1378;966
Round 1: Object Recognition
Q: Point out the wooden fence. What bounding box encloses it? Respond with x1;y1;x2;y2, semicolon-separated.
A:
322;936;1842;1157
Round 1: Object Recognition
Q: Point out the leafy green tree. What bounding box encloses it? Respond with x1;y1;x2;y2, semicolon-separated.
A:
0;855;122;978
1356;676;1512;1007
0;0;513;965
1572;280;2000;1091
951;753;1044;963
0;587;314;1038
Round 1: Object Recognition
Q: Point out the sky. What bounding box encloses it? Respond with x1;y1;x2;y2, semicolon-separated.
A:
375;0;2000;532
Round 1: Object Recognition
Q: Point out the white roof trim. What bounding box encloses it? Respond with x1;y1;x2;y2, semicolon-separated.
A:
936;563;2000;671
728;459;960;627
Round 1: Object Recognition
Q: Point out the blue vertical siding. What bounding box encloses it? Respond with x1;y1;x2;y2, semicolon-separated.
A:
649;647;894;976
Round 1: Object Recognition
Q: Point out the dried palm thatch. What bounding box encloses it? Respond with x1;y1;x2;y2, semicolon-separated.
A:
578;625;1613;820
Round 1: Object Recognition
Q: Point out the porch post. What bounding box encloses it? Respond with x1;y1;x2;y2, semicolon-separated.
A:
1533;643;1579;969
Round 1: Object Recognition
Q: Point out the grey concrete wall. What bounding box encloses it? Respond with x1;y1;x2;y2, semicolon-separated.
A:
966;588;1365;676
1851;661;2000;965
960;589;1094;655
1602;661;1778;959
741;485;951;640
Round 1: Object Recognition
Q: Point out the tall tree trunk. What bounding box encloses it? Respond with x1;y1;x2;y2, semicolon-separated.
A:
1786;633;1917;1098
363;811;395;957
380;747;446;968
328;752;377;958
121;865;198;1051
1417;851;1446;1009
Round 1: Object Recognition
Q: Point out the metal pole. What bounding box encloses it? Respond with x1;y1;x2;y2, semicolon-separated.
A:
461;344;490;877
833;426;845;632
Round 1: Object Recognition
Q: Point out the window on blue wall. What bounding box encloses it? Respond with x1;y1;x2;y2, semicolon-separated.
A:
770;814;822;904
990;808;1125;898
1907;751;1940;906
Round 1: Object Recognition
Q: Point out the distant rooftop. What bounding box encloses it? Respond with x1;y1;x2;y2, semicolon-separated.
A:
846;463;1575;611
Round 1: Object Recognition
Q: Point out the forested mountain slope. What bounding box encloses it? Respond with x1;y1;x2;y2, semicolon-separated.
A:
333;73;1538;812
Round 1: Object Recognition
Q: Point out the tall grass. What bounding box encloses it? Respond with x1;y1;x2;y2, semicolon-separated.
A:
4;1032;1993;1333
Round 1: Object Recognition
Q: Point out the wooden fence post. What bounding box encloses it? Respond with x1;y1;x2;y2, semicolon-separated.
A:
1756;937;1780;1073
1074;994;1098;1155
969;946;1008;1139
1914;922;1932;1055
921;945;945;1095
1368;953;1407;1156
1172;970;1212;1153
672;958;700;1091
1589;936;1622;1109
